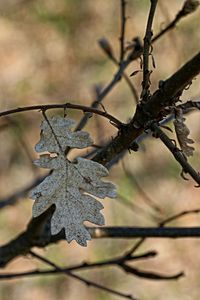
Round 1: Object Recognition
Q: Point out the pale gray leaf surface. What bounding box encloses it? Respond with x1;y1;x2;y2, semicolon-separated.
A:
30;116;116;246
174;108;195;157
35;115;93;153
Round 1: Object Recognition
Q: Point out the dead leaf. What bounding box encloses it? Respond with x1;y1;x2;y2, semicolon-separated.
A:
174;108;195;157
30;116;116;246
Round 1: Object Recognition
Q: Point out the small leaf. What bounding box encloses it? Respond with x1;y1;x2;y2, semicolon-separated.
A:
174;108;195;157
130;70;140;77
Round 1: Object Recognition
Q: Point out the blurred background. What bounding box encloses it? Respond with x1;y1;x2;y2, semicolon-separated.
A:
0;0;200;299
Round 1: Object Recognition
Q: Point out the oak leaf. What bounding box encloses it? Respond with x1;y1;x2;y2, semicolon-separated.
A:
30;115;116;246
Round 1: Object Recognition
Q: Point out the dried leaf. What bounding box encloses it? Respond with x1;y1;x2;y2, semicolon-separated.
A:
130;70;140;77
174;109;195;157
30;116;116;246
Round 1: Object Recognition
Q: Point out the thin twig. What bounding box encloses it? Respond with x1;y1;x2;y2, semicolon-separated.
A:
110;55;139;103
141;0;158;101
0;175;47;209
178;100;200;113
74;58;132;131
119;0;127;62
150;123;200;186
122;161;162;214
75;1;197;130
120;263;183;280
29;250;136;300
153;0;200;43
0;249;182;282
0;103;122;129
125;207;200;256
159;208;200;227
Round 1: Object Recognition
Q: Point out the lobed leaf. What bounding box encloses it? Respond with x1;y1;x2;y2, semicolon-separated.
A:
30;116;116;246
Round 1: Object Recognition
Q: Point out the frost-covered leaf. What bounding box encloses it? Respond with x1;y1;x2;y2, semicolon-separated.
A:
30;115;116;246
174;108;195;157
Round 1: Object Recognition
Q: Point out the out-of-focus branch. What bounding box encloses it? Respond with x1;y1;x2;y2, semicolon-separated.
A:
29;250;136;300
0;248;183;282
0;176;46;209
153;0;200;43
98;38;139;103
159;208;200;227
122;161;162;214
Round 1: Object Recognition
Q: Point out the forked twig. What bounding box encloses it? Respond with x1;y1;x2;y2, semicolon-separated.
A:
150;123;200;186
29;250;136;300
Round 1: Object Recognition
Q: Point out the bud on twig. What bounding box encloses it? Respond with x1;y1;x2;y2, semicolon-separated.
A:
180;0;199;17
98;38;114;59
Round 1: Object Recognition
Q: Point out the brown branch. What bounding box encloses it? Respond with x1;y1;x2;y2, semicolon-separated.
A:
0;175;46;209
0;53;199;268
84;1;195;131
99;37;139;103
153;0;200;43
2;207;200;268
0;249;182;282
159;208;200;227
120;263;183;281
141;0;158;101
119;0;127;62
0;250;156;279
0;102;122;129
150;123;200;186
125;207;200;256
178;100;200;113
93;51;200;165
29;250;136;300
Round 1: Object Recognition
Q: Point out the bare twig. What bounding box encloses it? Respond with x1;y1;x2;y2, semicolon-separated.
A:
150;123;200;186
98;38;139;103
120;264;183;280
0;102;122;129
0;250;156;277
119;0;127;62
2;210;200;268
153;0;200;43
29;250;136;300
141;0;158;102
125;207;200;256
0;175;47;209
74;55;139;131
122;161;162;214
94;51;200;165
178;100;200;113
159;208;200;227
77;2;198;131
0;249;182;282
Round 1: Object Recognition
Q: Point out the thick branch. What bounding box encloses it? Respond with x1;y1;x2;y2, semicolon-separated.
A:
93;51;200;165
1;215;200;268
